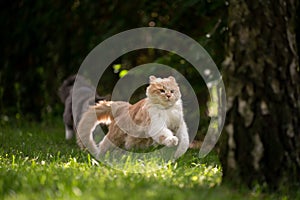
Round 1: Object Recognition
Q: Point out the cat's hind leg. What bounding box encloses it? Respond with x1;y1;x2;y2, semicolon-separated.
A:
97;127;127;158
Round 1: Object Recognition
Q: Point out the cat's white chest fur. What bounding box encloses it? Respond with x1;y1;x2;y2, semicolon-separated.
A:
147;100;183;135
165;107;182;131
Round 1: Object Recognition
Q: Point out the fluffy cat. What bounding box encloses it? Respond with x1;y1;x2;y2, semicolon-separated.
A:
77;76;189;159
58;75;106;141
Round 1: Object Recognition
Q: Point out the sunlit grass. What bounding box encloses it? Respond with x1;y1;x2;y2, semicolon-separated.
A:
0;119;295;200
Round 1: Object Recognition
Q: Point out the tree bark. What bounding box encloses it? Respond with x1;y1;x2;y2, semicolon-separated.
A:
220;0;300;189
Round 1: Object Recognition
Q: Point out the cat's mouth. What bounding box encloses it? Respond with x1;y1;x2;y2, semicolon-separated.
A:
164;99;175;106
165;98;172;102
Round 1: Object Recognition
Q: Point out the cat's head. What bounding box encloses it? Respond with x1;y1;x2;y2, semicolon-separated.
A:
146;76;181;108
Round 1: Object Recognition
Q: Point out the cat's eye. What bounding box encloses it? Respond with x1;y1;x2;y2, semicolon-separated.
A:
170;90;175;93
159;89;165;93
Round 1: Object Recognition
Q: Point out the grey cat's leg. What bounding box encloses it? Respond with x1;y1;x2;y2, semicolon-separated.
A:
65;126;74;140
174;122;189;158
63;95;74;140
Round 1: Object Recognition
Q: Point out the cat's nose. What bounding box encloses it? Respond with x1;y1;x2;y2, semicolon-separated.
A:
166;93;171;98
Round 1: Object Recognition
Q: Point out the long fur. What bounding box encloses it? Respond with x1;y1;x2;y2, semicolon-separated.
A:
76;101;112;157
77;76;190;159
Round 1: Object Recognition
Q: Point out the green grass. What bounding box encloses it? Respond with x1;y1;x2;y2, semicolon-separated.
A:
0;119;294;200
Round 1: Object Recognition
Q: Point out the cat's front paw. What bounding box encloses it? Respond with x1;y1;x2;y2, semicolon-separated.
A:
163;136;179;147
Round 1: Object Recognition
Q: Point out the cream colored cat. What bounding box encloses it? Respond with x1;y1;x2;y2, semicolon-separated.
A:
77;76;189;159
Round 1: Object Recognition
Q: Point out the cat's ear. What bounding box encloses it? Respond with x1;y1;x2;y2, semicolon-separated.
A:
168;76;176;82
149;75;156;83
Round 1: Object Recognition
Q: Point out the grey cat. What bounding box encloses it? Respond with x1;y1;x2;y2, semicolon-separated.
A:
58;75;106;143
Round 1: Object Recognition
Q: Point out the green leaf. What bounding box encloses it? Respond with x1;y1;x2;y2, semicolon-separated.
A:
113;64;122;73
119;69;128;78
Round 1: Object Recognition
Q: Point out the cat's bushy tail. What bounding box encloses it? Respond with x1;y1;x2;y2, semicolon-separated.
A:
76;101;112;157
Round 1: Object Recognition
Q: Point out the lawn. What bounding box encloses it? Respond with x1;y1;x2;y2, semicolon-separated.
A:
0;119;292;200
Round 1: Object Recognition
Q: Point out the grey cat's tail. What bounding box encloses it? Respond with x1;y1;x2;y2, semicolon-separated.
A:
58;75;76;103
77;101;112;157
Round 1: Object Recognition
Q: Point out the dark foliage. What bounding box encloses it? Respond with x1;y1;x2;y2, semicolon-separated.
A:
0;0;227;121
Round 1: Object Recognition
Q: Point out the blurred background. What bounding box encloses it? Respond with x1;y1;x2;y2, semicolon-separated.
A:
0;0;227;123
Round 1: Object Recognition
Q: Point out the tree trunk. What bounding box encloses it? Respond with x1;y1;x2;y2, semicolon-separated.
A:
220;0;300;189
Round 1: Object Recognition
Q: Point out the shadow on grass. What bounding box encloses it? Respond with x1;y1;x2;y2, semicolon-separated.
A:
0;119;296;200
